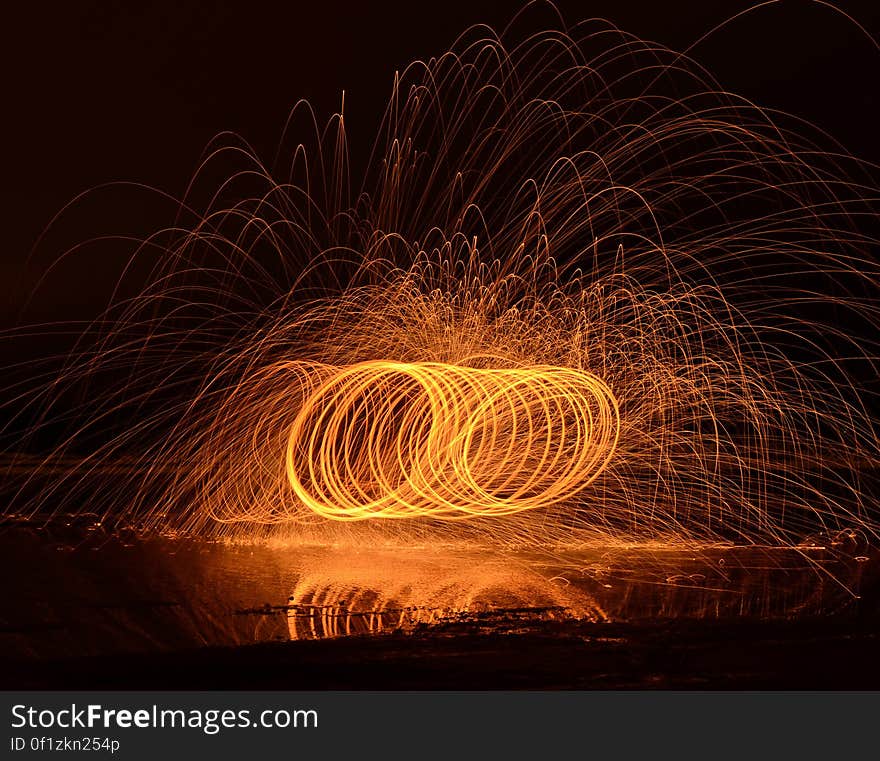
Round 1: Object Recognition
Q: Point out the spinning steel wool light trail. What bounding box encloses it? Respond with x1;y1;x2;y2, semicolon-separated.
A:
285;360;619;520
3;4;879;551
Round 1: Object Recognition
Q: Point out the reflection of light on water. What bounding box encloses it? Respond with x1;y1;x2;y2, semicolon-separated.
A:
2;524;876;659
285;551;606;640
277;539;878;641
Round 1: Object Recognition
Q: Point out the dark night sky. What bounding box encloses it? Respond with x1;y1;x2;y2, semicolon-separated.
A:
2;0;879;324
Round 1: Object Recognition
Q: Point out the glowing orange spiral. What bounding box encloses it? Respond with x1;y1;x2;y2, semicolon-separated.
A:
285;361;620;521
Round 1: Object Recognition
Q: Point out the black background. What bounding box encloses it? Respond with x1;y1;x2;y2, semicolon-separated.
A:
2;0;879;324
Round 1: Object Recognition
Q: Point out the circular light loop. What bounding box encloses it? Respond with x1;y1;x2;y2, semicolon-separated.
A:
285;361;619;521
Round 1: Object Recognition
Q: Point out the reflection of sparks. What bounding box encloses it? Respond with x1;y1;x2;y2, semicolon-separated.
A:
284;551;605;640
276;541;874;640
3;11;878;563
